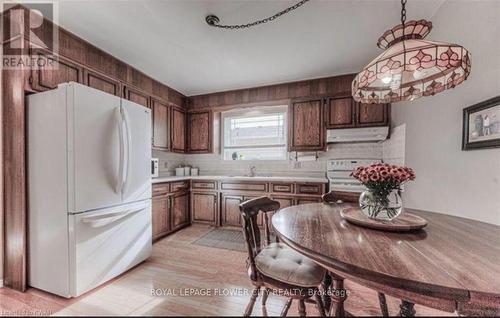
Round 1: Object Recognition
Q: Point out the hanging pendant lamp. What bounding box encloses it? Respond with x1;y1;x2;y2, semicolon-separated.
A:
352;0;471;104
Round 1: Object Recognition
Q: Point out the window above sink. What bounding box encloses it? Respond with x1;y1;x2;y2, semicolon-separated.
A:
222;106;287;161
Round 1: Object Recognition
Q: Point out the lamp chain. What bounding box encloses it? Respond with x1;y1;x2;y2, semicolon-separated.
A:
401;0;407;26
206;0;310;29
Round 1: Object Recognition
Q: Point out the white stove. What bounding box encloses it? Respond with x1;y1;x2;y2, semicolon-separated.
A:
327;159;381;193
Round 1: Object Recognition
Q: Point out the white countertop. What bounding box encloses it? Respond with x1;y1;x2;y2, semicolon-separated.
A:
152;175;329;184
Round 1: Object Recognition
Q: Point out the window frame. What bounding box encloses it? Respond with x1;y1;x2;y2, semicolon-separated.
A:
221;105;288;161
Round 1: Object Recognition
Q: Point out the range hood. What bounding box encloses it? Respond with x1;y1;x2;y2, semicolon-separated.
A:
327;126;389;143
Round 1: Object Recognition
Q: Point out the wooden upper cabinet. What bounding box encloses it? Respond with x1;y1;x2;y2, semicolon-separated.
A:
83;68;121;96
356;103;390;127
151;98;169;151
30;49;83;91
171;107;186;153
288;97;325;151
124;86;150;108
187;111;212;154
326;97;356;129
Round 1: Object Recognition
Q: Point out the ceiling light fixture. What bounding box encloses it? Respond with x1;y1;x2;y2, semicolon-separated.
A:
205;0;310;30
352;0;471;104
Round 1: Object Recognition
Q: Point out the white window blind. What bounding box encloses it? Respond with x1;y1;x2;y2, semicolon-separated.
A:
222;107;287;160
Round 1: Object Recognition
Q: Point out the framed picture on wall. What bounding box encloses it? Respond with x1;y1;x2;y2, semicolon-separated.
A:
462;95;500;150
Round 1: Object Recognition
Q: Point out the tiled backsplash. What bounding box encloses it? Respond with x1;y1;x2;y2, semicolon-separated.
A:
382;124;406;166
153;150;184;173
154;143;383;178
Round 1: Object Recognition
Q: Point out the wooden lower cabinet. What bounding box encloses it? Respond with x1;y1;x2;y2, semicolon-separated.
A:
191;192;218;225
271;196;295;210
296;196;322;205
192;181;325;228
221;195;243;227
152;195;171;241
172;191;190;231
152;183;190;241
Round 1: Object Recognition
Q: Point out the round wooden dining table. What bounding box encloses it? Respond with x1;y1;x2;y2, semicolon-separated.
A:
271;202;500;317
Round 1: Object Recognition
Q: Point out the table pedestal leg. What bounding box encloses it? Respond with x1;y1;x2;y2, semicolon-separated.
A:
399;300;416;317
322;272;332;312
329;273;347;317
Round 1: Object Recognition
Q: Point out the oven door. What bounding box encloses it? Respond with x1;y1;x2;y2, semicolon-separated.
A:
330;178;366;193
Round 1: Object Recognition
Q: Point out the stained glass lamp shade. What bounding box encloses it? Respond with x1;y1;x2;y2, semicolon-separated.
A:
352;20;471;104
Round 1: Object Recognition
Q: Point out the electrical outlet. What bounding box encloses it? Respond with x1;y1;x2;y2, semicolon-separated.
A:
293;162;301;169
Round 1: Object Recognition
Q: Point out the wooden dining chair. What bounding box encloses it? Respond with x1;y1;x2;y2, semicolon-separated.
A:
321;191;337;204
322;190;392;317
239;196;327;317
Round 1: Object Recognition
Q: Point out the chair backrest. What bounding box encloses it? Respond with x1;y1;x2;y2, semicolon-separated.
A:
322;191;337;203
239;196;280;280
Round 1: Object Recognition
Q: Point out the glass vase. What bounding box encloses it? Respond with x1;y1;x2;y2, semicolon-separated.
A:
359;189;403;221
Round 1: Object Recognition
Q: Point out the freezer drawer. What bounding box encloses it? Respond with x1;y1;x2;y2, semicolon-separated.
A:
70;200;152;297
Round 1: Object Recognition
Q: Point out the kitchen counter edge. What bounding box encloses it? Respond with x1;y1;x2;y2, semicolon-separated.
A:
152;175;329;184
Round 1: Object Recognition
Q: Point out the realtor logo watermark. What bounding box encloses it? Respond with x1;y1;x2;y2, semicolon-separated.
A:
1;1;59;69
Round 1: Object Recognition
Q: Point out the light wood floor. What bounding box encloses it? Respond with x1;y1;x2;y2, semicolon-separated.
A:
0;225;452;316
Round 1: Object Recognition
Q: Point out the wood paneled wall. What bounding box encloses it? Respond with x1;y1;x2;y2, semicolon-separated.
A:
27;9;185;106
188;74;355;111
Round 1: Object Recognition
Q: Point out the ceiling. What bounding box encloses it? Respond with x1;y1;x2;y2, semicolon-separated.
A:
56;0;445;96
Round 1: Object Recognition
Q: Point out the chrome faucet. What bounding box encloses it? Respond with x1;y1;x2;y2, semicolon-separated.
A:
249;166;256;177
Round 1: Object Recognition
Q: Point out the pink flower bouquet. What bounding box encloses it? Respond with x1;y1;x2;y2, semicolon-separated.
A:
351;163;416;219
351;163;415;187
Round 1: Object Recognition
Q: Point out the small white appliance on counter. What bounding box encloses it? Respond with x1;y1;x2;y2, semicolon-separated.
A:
151;158;159;177
327;126;389;143
176;166;185;176
327;159;381;193
28;82;152;298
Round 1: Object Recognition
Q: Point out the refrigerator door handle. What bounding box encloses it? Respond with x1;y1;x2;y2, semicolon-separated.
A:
80;206;146;227
115;108;126;194
121;106;132;194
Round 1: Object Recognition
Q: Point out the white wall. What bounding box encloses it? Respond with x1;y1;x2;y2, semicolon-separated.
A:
392;0;500;225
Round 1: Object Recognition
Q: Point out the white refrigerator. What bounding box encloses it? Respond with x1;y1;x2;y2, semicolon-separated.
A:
28;82;152;298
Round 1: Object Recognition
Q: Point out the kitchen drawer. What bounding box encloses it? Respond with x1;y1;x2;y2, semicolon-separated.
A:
152;183;170;197
296;196;322;205
171;181;189;192
270;182;294;194
296;183;323;195
192;180;217;190
221;181;267;192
